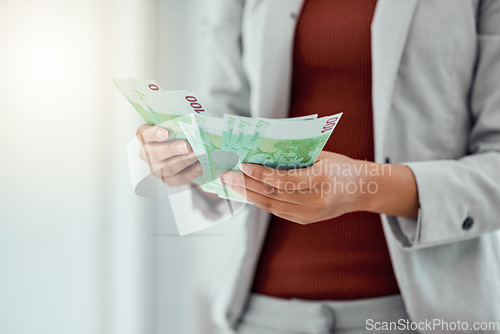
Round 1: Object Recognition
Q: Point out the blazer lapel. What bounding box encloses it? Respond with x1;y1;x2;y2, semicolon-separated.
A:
371;0;419;163
255;0;418;162
254;0;304;119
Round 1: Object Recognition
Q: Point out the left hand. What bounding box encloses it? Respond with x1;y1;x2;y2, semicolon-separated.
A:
220;151;372;225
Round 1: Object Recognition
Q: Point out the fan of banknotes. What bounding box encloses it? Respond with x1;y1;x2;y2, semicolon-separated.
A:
113;77;342;203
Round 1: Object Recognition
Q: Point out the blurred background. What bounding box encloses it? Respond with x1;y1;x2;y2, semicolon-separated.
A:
0;0;242;333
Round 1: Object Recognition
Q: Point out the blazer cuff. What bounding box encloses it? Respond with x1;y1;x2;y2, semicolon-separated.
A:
385;160;478;250
385;212;421;249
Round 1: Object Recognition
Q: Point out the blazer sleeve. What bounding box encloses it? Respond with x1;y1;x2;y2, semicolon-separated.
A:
198;0;251;118
386;0;500;250
192;0;252;219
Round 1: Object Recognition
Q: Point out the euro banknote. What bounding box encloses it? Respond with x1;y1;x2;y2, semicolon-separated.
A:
112;77;207;139
113;77;342;204
176;112;342;204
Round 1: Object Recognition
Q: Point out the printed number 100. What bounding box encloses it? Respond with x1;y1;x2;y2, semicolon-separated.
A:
321;117;338;134
147;83;206;114
185;96;205;114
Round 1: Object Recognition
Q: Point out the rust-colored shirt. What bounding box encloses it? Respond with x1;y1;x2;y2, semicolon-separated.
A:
251;0;400;300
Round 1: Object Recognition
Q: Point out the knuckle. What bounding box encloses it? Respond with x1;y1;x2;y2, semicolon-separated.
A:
166;141;180;156
272;176;287;190
187;166;200;182
175;175;186;185
192;165;201;175
262;200;274;211
263;185;280;199
164;159;184;176
136;125;150;141
193;165;203;177
181;155;196;168
161;165;175;177
283;180;296;192
254;166;267;180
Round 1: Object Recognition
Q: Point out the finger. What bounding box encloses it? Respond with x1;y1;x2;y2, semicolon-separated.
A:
160;161;203;187
137;124;170;143
221;171;317;205
239;163;317;190
227;185;304;215
139;139;191;162
150;151;199;177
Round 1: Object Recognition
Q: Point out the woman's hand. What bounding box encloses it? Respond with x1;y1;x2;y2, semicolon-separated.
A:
221;151;419;224
136;124;202;186
221;151;361;224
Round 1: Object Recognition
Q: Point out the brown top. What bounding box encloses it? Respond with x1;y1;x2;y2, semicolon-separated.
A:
251;0;400;300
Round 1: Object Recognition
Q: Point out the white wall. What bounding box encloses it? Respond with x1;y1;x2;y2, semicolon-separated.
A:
0;1;245;333
152;1;248;333
0;0;157;333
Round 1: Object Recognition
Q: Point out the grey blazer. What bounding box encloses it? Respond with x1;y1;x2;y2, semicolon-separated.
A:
196;0;500;332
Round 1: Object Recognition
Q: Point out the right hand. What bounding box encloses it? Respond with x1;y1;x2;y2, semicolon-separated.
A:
136;124;202;186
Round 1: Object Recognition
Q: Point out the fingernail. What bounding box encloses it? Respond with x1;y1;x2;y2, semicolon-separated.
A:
240;164;252;175
156;129;168;140
188;151;197;159
195;165;202;173
177;142;189;154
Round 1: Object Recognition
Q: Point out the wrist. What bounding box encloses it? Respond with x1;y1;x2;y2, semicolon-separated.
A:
349;160;380;213
353;162;419;219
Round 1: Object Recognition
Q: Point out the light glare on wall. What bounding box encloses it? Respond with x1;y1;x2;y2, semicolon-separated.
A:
31;45;66;83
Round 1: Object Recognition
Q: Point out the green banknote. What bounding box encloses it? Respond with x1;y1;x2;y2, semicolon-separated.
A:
178;117;248;204
176;118;213;187
221;114;320;169
112;77;208;139
242;114;342;169
114;77;343;205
